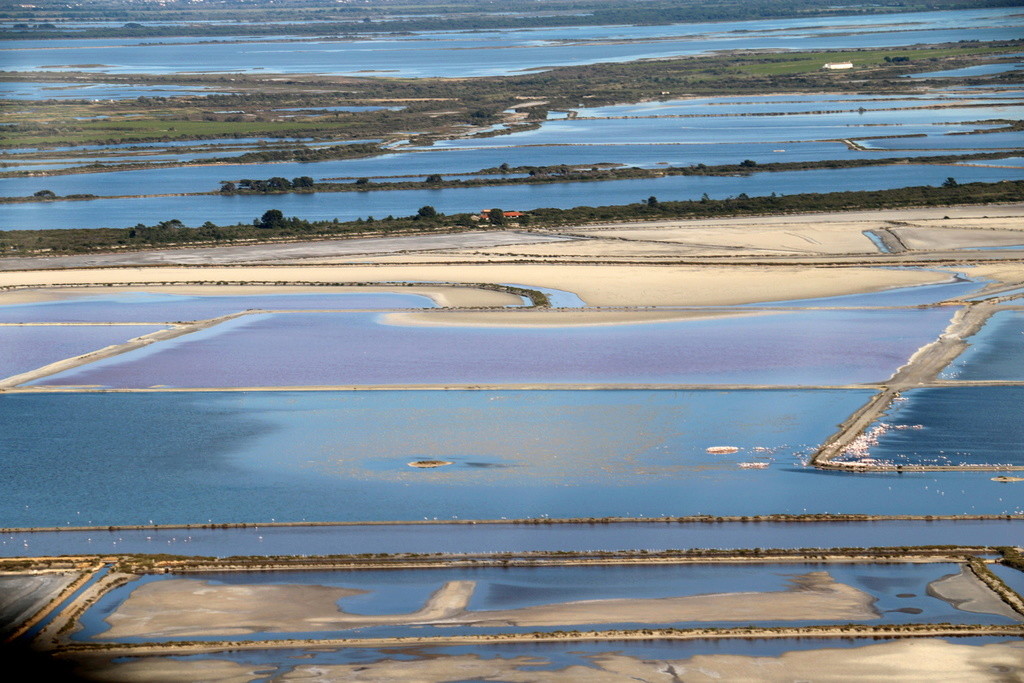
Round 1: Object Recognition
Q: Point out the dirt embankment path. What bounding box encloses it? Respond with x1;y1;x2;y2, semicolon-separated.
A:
812;302;999;469
0;311;251;389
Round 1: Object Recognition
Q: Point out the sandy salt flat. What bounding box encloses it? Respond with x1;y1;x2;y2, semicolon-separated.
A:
927;567;1024;620
100;580;474;638
101;581;369;638
0;264;948;307
96;639;1024;682
383;308;769;328
568;224;882;254
0;284;521;309
99;572;874;639
889;226;1024;251
74;657;260;683
446;571;877;628
0;572;80;637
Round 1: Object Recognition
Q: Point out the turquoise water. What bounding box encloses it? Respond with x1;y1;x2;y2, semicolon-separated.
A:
4;164;1023;230
77;561;1011;642
30;309;955;387
940;310;1024;380
0;291;436;323
837;387;1024;468
5;519;1024;558
4;389;1023;528
0;324;166;378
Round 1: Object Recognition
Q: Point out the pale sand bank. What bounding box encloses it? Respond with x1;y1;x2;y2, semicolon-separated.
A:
448;571;877;628
927;567;1024;620
892;226;1024;251
81;639;1024;682
0;264;950;307
101;579;474;638
76;658;259;683
383;308;769;328
99;572;874;639
0;284;521;309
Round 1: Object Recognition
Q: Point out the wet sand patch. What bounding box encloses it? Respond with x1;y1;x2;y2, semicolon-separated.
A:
98;571;875;639
927;567;1023;620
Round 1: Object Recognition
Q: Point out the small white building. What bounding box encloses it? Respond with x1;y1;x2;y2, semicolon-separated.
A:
822;62;854;70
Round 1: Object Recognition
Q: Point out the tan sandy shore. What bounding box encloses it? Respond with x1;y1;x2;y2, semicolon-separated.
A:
927;567;1024;620
0;264;949;307
383;308;771;328
446;571;877;628
98;571;874;640
75;639;1024;682
0;284;521;309
101;579;475;638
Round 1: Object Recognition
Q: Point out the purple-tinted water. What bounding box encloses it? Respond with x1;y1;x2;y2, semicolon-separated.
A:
0;291;435;323
31;309;956;388
0;324;166;378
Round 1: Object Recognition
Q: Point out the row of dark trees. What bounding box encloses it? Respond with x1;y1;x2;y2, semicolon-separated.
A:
221;177;314;194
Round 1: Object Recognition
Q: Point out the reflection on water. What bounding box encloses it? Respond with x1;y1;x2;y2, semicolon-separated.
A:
4;389;1023;528
32;309;954;387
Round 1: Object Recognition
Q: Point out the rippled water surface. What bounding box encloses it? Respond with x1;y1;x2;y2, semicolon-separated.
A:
841;386;1024;467
941;310;1024;380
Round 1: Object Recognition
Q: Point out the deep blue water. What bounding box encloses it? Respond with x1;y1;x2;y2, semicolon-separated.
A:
0;141;952;198
940;310;1024;380
30;309;955;387
75;561;1011;642
0;291;436;323
991;564;1024;598
4;164;1022;230
909;62;1023;79
0;324;166;378
839;386;1024;467
3;389;1024;528
5;519;1024;558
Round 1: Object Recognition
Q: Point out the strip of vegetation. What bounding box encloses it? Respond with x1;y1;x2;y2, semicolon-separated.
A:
1;179;1020;256
207;152;1024;197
